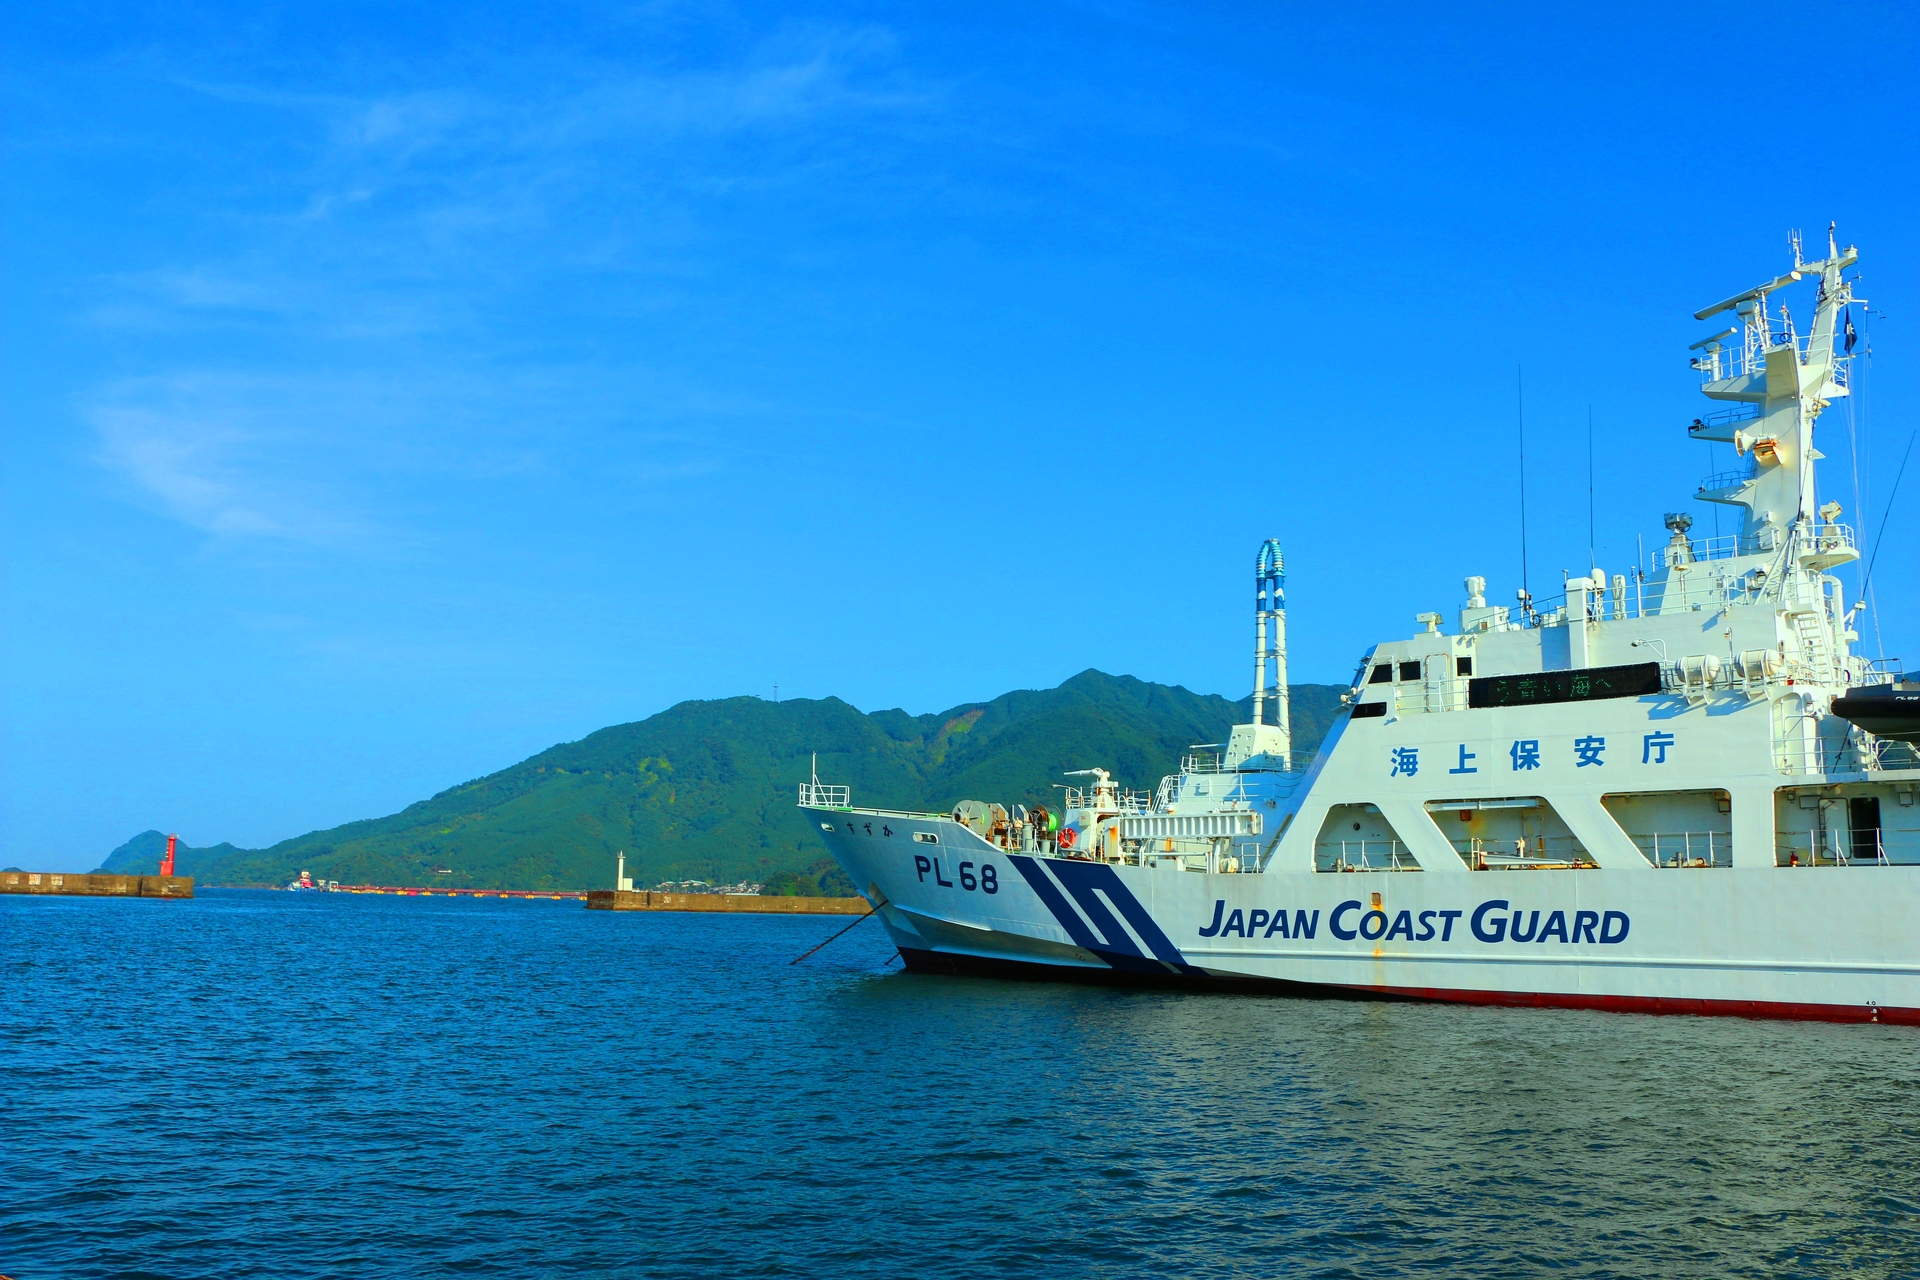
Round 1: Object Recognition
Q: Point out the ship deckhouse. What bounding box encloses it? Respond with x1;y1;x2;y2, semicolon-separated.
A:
798;232;1920;1023
1276;227;1912;877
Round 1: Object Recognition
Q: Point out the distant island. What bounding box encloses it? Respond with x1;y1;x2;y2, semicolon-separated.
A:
99;669;1348;892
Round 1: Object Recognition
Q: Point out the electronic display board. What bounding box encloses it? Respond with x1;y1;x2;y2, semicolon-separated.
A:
1467;661;1662;709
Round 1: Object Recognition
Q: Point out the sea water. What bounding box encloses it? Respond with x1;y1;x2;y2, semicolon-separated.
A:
5;888;1919;1279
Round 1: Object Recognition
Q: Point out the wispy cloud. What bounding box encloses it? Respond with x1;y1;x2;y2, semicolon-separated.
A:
94;409;285;537
164;24;932;263
74;21;938;542
85;357;774;546
88;376;369;541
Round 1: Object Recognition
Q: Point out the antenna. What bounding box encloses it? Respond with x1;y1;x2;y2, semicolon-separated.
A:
1587;405;1595;569
1850;306;1886;660
1861;430;1916;609
1847;328;1868;618
1708;434;1720;544
1517;366;1529;598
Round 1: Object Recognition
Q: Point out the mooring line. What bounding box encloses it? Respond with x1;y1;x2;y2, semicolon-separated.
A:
788;905;879;965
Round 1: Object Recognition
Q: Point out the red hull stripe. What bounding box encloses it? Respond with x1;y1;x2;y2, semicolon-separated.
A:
897;947;1919;1025
1359;982;1920;1025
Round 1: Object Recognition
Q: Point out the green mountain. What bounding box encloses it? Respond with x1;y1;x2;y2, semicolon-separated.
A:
99;670;1347;891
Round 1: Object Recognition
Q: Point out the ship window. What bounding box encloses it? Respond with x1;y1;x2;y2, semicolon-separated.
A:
1604;791;1731;867
912;831;939;844
1350;702;1386;719
1468;661;1662;709
1369;664;1393;684
1457;657;1473;677
1398;661;1421;682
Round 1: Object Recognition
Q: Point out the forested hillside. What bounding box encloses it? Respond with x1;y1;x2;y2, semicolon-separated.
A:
101;670;1347;890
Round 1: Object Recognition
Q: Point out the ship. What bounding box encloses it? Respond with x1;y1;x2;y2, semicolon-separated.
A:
801;229;1920;1023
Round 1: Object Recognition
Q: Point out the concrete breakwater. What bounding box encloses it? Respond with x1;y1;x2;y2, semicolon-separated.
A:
1;871;194;899
331;884;585;900
587;890;869;914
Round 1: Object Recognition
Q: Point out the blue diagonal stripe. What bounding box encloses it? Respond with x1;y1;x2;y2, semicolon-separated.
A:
1049;860;1196;973
1043;863;1146;960
1007;855;1106;954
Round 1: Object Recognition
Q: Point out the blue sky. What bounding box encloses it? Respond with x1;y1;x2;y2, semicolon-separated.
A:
6;2;1918;866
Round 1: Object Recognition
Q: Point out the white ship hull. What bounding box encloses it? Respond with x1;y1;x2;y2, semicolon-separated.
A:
806;806;1920;1023
798;234;1919;1026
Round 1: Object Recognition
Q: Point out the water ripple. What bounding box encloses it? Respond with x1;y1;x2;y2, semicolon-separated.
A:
5;890;1919;1278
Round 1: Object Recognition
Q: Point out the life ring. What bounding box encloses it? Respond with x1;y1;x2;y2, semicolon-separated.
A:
1057;826;1077;850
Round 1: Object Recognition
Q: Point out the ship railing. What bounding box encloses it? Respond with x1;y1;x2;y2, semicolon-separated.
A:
1451;836;1595;871
1772;522;1858;570
1638;574;1722;616
1643;524;1851;582
1698;467;1757;494
1692;323;1844;385
1630;830;1732;868
1773;732;1920;778
1181;751;1227;774
1057;784;1152;812
1858;657;1907;685
1691;404;1762;431
1866;738;1920;773
1776;828;1890;867
797;782;851;808
1263;775;1305;800
1692;329;1772;382
1140;850;1210;873
1510;591;1567;629
1812;522;1856;552
1640;558;1840;621
1505;585;1643;632
1390;682;1470;714
1771;730;1829;777
1317;839;1420;872
1691;345;1741;382
1645;528;1784;577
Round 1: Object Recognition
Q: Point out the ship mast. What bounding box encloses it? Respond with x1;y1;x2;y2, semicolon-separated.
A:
1669;225;1868;728
1689;224;1858;548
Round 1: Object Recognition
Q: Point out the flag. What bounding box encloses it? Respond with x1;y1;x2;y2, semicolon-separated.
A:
1845;307;1857;354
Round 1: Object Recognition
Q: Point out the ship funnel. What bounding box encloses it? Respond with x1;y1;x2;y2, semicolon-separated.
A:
1251;539;1290;767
